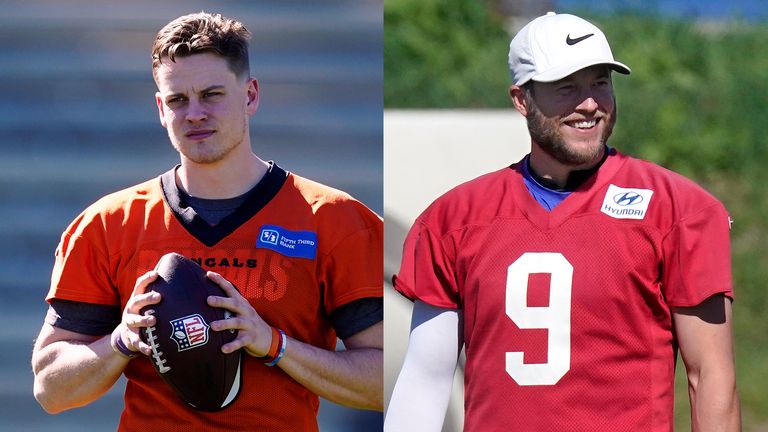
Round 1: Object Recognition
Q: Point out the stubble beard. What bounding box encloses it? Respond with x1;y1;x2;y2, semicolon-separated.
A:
171;118;247;165
526;99;616;167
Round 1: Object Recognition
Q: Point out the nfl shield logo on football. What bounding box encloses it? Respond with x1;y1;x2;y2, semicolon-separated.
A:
170;314;210;351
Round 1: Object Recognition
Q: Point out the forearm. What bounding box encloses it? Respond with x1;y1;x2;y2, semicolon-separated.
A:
204;272;383;410
32;335;128;413
384;302;462;432
675;295;741;432
277;337;383;411
384;349;457;432
689;372;741;432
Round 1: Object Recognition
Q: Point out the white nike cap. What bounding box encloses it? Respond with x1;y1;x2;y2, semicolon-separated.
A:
508;12;631;86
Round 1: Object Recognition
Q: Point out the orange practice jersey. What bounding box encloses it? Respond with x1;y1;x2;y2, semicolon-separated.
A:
47;164;383;431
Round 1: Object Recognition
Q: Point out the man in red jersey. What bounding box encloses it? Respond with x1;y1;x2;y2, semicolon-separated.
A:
31;12;382;431
385;12;740;431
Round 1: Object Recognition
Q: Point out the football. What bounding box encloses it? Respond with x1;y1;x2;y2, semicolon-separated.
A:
140;252;242;411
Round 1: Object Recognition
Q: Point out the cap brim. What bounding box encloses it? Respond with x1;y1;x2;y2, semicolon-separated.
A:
532;60;631;83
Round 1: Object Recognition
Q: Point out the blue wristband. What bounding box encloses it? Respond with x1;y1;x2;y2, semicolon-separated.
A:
265;330;287;367
111;328;140;359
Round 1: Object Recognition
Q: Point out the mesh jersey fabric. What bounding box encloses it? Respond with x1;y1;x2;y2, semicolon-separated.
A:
47;163;383;432
393;150;733;432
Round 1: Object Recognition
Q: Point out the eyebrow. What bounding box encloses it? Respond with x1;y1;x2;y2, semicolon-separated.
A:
200;85;226;93
164;85;226;100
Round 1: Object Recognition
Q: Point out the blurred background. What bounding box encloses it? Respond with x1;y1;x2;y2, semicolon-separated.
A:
0;0;382;430
384;0;768;430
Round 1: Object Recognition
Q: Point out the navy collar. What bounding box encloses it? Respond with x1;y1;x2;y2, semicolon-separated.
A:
160;162;288;247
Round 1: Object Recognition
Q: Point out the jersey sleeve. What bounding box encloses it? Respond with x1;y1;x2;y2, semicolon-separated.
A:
319;201;383;314
47;210;119;306
393;218;460;309
660;201;733;307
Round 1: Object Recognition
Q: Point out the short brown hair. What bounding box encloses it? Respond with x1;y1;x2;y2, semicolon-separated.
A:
151;12;251;80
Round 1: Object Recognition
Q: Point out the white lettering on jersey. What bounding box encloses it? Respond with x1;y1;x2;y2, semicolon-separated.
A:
600;184;654;220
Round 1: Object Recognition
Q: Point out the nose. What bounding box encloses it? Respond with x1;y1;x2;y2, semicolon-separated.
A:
185;99;207;123
574;94;599;113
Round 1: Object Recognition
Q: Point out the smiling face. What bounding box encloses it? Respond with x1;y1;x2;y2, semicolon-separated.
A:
154;52;258;165
516;65;616;168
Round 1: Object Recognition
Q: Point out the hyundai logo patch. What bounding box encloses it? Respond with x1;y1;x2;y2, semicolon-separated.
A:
601;184;654;220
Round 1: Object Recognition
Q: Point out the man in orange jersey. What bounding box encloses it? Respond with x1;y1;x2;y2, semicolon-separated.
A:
31;12;382;431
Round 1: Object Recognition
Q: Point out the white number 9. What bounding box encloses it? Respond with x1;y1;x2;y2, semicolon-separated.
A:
505;252;573;386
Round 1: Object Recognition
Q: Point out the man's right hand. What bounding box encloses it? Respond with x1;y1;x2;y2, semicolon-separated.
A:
114;270;162;356
32;270;162;413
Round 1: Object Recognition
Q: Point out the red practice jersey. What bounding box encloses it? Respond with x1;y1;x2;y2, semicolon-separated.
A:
394;150;732;431
48;164;383;431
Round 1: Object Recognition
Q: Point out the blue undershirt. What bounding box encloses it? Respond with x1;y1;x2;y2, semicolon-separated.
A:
521;156;572;211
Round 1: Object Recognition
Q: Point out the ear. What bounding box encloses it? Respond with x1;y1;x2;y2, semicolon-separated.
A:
246;78;259;115
155;92;167;128
509;85;529;117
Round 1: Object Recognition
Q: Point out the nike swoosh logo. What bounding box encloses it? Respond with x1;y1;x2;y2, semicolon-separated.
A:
566;33;594;45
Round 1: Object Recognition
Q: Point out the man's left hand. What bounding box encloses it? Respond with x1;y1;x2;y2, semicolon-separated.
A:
206;271;273;357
